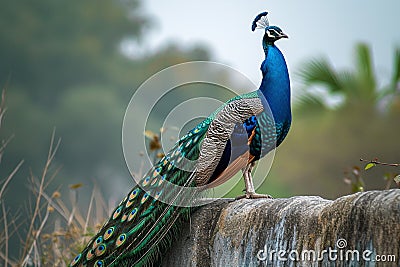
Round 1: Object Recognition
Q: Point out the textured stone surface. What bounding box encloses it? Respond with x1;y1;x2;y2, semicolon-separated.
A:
162;189;400;267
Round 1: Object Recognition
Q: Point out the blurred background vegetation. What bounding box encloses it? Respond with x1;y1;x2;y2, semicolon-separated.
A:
0;0;399;263
0;0;213;206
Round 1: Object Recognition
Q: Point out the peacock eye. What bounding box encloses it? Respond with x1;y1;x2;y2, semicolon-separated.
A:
95;260;104;266
267;30;275;37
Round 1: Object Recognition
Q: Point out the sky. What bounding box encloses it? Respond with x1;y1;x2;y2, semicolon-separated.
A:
138;1;400;89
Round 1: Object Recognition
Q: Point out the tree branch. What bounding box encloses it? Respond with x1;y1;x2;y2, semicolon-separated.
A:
360;158;400;167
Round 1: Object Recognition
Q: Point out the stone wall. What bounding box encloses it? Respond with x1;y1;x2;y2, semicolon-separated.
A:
162;189;400;266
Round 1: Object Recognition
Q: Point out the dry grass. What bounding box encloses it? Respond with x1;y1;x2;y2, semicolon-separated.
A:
0;89;168;267
0;90;109;267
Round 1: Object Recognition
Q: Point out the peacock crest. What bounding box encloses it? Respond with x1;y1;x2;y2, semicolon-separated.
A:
251;11;269;31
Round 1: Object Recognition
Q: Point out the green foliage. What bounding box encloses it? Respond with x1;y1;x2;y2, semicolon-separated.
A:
393;48;400;85
299;57;343;93
0;0;148;99
360;158;400;190
272;102;400;198
343;159;399;194
354;43;376;96
0;0;213;210
280;43;400;198
364;163;376;171
296;43;400;110
380;47;400;113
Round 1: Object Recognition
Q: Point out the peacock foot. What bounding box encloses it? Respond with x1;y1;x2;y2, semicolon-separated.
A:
235;192;273;200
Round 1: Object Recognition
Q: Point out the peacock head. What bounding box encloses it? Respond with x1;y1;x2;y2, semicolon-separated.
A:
252;11;288;45
263;26;288;44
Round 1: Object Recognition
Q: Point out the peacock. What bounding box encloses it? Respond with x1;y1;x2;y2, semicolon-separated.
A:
70;11;291;267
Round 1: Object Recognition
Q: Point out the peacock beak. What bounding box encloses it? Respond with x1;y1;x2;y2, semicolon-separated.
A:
280;32;289;39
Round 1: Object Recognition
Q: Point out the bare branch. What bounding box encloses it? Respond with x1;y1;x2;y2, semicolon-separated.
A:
22;205;50;267
360;158;400;167
2;203;8;267
84;187;97;235
22;130;60;259
0;160;24;200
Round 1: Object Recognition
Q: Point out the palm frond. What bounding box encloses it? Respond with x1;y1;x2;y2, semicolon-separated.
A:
293;88;326;110
297;58;343;93
354;43;376;94
391;47;400;88
336;70;359;97
375;48;400;105
355;43;376;88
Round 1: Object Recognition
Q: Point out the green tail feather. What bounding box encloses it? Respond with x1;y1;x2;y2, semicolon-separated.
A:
69;92;266;266
69;120;210;267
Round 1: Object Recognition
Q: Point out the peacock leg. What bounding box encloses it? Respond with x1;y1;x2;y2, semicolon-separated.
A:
236;162;273;200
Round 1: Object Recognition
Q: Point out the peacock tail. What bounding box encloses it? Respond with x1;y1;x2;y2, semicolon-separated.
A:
70;92;266;267
70;136;202;266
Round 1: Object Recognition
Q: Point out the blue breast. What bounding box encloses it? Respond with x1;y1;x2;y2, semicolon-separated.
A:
252;44;291;159
259;45;291;123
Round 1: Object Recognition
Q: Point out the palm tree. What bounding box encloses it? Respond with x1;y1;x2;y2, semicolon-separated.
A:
279;44;400;197
297;43;400;113
380;48;400;113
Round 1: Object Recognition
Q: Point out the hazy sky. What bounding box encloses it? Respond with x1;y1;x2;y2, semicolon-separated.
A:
141;1;400;88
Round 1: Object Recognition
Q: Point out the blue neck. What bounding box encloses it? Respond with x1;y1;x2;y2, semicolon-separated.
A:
258;44;291;123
